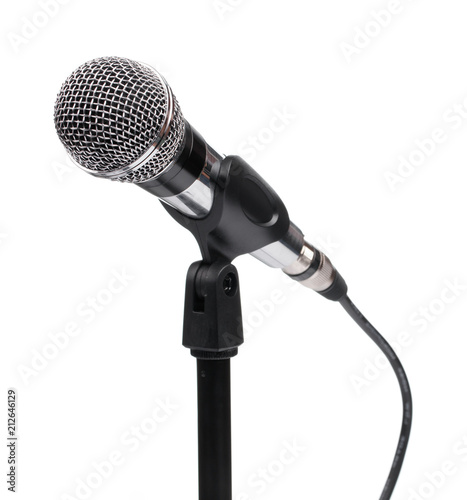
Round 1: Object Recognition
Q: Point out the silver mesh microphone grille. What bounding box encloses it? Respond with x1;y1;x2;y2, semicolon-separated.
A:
54;57;186;183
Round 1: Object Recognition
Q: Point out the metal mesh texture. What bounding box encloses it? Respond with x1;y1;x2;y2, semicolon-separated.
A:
54;57;185;183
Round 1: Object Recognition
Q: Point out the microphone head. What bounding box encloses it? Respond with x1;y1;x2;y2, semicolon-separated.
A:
54;57;186;183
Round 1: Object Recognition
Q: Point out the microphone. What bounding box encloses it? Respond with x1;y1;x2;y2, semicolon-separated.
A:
54;56;346;299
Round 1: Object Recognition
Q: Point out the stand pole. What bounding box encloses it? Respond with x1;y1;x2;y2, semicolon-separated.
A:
197;359;232;500
183;261;244;500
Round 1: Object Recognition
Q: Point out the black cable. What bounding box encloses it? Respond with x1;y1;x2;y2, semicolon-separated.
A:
339;295;413;500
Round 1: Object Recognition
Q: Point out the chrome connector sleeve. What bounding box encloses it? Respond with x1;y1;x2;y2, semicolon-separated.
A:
249;224;347;300
283;241;337;293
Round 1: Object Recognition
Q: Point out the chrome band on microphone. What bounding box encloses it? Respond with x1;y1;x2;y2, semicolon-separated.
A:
160;144;223;218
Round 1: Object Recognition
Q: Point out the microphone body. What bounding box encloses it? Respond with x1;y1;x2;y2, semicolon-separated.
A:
138;120;341;295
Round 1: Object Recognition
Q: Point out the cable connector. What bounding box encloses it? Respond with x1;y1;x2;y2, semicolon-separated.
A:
283;242;347;301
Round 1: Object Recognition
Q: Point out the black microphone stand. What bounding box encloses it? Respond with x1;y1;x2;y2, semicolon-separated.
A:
163;155;290;500
184;261;243;500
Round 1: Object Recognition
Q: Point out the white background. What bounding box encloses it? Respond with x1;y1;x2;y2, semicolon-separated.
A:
1;1;467;499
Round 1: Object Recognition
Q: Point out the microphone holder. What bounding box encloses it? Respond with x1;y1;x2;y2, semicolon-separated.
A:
162;155;291;499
